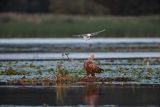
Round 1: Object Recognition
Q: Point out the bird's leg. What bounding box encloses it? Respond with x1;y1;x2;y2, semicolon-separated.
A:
83;72;90;79
91;73;95;77
87;72;91;77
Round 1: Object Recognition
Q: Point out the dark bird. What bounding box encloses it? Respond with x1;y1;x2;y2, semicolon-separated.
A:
84;54;104;77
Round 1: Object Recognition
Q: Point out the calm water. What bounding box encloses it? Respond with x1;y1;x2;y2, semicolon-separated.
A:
0;83;160;107
1;38;160;44
0;38;160;53
0;52;160;60
0;38;160;60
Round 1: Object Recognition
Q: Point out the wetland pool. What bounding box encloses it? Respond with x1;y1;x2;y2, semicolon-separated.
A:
0;58;160;107
0;83;160;107
0;38;160;107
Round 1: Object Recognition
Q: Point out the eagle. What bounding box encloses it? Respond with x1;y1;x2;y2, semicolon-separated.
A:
84;54;104;77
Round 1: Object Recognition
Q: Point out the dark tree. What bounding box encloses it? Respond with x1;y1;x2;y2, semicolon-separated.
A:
94;0;160;15
0;0;160;15
0;0;49;13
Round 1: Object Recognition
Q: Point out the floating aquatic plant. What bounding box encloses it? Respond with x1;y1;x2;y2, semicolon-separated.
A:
48;68;54;74
0;67;30;75
0;58;160;84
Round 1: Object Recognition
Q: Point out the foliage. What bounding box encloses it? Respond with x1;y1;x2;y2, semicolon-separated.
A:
55;60;68;76
54;60;81;82
0;67;30;75
0;0;159;15
0;58;160;83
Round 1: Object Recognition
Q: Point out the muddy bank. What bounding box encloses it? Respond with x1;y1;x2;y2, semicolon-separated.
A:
0;76;134;86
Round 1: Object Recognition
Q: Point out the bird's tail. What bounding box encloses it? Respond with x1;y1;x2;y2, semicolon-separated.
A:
95;67;104;73
100;68;104;72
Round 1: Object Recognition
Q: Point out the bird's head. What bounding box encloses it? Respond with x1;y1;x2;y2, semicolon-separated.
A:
88;53;95;60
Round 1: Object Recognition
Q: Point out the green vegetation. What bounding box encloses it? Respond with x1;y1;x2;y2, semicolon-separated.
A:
0;67;30;75
54;60;81;82
0;14;160;37
0;59;160;83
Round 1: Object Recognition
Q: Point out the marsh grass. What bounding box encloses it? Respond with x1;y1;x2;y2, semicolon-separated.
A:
0;13;160;37
54;60;81;82
1;58;160;83
0;67;30;75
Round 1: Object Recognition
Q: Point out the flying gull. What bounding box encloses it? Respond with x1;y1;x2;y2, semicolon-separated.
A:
73;29;105;41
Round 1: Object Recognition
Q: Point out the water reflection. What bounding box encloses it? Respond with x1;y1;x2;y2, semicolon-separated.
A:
54;82;100;107
0;83;160;106
55;82;68;105
85;83;99;107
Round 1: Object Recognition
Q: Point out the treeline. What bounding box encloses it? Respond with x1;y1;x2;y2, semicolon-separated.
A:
0;0;160;15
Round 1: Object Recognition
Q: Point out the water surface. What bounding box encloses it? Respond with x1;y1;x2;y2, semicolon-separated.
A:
0;83;160;107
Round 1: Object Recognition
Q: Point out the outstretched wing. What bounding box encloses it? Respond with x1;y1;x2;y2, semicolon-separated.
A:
72;34;88;37
90;29;106;36
72;29;105;37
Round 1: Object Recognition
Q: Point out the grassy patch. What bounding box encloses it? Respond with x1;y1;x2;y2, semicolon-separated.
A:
54;60;81;82
0;67;30;75
0;14;160;37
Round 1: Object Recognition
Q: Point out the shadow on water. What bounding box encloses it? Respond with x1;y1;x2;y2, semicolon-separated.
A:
0;83;160;106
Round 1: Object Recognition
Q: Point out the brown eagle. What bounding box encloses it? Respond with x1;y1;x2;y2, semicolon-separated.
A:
84;54;104;77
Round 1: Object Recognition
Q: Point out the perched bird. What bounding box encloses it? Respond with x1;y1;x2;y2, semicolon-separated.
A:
73;29;105;41
84;54;104;77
